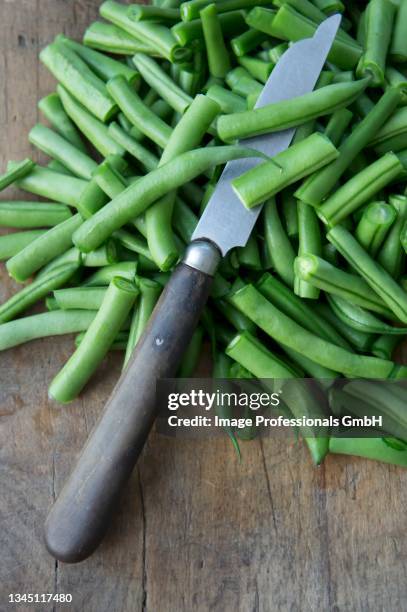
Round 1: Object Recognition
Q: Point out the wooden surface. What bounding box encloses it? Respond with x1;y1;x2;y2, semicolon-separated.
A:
0;2;407;611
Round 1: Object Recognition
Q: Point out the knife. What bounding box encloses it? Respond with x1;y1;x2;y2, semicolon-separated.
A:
44;14;341;563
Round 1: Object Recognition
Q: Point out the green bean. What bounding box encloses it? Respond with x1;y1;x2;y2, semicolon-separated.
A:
101;0;190;63
172;10;246;46
132;53;193;114
371;333;403;359
316;302;374;352
369;107;407;154
231;28;267;57
230;284;397;378
173;197;198;243
83;262;138;286
59;35;139;85
246;5;362;70
146;94;220;270
237;56;273;84
273;0;327;22
38;93;87;153
76;330;129;351
93;160;127;200
330;436;407;467
129;5;180;22
6;214;83;282
49;277;138;403
200;3;231;79
377;195;407;278
232;133;338;208
281;189;298;238
40;39;117;122
324;108;353;146
294;201;321;299
390;0;407;62
11;163;87;208
29;124;97;180
73;145;260;252
263;198;295;287
327;224;407;323
313;0;344;13
57;85;124;158
295;254;393;317
108;123;158;173
0;201;71;229
295;88;402;207
36;247;83;281
327;294;407;335
0;310;96;352
318;153;403;226
206;84;246;114
218;79;369;142
226;330;298;377
215;298;257;334
83;240;118;267
107;75;172;148
356;0;395;86
113;229;153;262
54;287;106;311
283;347;338;380
225;66;263;100
124;277;161;366
0;262;79;324
0;230;46;261
355;201;397;256
0;159;35;192
181;0;270;21
76;155;126;220
83;21;158;56
257;272;352;349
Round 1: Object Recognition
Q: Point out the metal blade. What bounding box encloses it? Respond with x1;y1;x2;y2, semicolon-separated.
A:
192;14;341;256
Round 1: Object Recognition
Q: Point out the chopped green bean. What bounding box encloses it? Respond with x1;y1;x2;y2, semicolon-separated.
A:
218;79;369;142
0;262;79;324
327;224;407;323
6;214;83;282
38;93;87;152
40;39;117;122
57;85;125;158
0;230;46;261
229;284;397;378
0;159;35;192
0;201;71;229
29;124;97;180
49;276;138;403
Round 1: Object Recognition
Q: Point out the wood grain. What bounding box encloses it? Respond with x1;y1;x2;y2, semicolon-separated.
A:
0;1;406;611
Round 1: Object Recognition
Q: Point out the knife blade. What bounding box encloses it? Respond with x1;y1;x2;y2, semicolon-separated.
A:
44;15;341;564
193;13;341;256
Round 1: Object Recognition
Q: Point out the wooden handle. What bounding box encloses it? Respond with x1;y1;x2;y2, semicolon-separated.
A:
45;244;218;563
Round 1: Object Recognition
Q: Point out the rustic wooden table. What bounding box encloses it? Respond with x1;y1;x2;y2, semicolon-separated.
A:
1;2;406;611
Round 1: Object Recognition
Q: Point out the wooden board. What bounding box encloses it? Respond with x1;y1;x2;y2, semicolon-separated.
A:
0;2;406;611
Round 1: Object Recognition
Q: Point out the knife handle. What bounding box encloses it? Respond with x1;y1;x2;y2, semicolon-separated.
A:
44;240;220;563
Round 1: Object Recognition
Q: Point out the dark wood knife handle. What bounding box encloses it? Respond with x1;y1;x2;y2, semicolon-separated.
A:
44;241;220;563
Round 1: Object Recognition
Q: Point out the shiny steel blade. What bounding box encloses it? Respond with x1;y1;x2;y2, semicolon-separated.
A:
192;14;341;255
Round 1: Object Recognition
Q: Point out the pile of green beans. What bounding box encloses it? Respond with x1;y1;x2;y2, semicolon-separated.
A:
0;0;406;469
